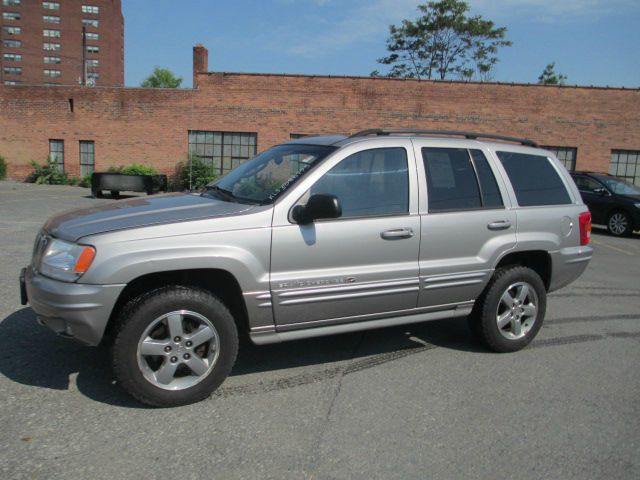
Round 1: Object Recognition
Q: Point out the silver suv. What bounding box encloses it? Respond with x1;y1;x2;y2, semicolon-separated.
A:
20;130;594;406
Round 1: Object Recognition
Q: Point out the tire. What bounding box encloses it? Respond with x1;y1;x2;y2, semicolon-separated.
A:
468;266;546;353
607;211;631;237
112;285;238;407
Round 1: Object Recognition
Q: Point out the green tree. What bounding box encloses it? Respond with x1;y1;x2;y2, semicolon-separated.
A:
374;0;511;81
140;67;183;88
537;62;567;85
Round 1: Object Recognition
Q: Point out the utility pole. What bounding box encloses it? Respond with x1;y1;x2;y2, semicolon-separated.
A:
81;27;87;86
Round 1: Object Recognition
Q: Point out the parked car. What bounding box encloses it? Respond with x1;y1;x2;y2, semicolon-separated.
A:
570;171;640;236
20;130;593;407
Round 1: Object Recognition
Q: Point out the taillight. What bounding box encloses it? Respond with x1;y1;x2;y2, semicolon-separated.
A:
579;211;591;246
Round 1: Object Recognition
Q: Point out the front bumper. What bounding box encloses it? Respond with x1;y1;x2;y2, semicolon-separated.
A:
22;266;126;346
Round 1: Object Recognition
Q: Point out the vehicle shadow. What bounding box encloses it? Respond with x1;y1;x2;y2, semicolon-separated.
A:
0;307;483;407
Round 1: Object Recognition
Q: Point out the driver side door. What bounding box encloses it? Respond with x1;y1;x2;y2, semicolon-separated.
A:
270;143;421;328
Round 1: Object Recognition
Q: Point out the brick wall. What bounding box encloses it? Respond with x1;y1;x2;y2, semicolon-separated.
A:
1;72;639;180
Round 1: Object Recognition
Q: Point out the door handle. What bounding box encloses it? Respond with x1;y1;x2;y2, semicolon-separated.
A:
381;228;414;240
487;220;512;231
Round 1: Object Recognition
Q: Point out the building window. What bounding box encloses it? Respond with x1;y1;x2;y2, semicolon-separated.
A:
3;66;22;75
3;39;21;48
43;29;60;37
82;18;99;28
43;69;61;77
87;72;99;79
610;150;640;186
541;146;577;171
49;139;64;171
3;12;21;20
4;80;21;85
43;15;60;23
3;0;22;6
81;5;99;14
188;131;257;176
86;59;99;67
80;141;95;176
3;53;22;62
85;32;99;40
43;42;61;51
44;56;61;64
86;45;99;53
42;1;59;9
3;26;21;35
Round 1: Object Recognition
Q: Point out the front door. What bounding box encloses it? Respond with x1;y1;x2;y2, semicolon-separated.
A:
270;143;421;328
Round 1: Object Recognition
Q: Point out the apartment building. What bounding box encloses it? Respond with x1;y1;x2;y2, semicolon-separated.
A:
0;0;123;86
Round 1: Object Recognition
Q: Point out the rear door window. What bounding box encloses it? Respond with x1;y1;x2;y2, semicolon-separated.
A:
422;147;503;212
497;151;571;206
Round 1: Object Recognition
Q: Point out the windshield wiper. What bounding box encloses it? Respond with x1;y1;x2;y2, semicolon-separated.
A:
206;185;237;202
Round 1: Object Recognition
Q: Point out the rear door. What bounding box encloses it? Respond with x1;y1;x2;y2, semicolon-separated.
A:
414;143;517;308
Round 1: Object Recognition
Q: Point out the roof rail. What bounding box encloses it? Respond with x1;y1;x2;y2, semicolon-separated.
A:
348;129;539;148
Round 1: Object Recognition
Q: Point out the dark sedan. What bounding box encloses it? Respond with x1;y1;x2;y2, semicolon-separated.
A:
571;171;640;236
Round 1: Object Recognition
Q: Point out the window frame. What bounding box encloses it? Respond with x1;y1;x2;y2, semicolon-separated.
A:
48;139;64;172
79;140;95;177
541;146;577;172
188;130;257;176
610;149;640;186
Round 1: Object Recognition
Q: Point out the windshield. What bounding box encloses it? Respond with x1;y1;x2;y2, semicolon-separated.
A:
204;144;337;204
601;177;640;195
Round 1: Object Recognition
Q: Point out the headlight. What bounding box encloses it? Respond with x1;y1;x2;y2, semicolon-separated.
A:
39;238;96;282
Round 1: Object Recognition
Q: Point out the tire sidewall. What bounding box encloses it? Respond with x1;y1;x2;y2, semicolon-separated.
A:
479;267;546;353
113;286;238;407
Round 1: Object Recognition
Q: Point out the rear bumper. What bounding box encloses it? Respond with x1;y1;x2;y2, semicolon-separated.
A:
23;266;125;346
548;245;593;292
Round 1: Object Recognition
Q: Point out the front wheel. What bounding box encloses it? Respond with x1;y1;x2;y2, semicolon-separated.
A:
112;286;238;407
607;211;631;236
468;266;546;353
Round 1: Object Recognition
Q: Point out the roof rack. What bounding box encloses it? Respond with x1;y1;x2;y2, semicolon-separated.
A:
348;129;538;148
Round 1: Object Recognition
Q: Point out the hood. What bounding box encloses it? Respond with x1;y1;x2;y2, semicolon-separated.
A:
43;193;255;242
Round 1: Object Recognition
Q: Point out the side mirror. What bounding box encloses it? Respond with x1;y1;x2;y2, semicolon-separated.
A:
593;187;608;197
292;194;342;224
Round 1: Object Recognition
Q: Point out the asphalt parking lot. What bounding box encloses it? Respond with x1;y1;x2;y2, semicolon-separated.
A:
0;180;638;480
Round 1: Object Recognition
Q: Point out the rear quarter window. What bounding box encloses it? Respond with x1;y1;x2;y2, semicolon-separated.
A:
497;151;572;206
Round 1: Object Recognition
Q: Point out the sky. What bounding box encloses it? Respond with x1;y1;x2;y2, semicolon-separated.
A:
123;0;640;89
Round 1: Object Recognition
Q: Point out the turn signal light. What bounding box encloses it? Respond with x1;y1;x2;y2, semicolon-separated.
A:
75;246;96;273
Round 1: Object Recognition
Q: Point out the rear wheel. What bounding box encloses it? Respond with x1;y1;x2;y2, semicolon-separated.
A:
112;286;238;407
607;211;631;236
468;266;546;353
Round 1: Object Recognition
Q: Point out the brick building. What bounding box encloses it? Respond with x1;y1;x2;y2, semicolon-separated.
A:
1;0;123;87
1;45;639;184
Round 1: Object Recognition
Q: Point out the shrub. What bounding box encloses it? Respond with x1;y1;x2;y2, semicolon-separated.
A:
79;174;92;188
106;163;156;176
177;155;217;191
0;155;6;180
25;157;69;185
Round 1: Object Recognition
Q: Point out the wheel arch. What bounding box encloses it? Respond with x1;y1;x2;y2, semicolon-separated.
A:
103;268;249;344
494;250;552;291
